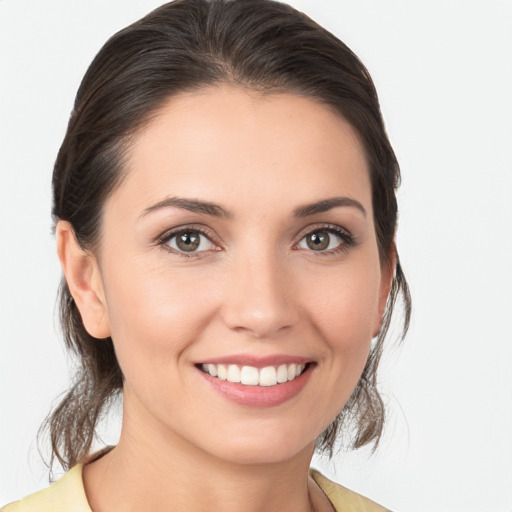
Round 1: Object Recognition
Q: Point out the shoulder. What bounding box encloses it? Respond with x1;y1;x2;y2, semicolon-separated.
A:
310;469;392;512
1;465;91;512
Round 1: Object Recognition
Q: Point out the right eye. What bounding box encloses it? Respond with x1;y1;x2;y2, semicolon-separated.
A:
164;229;218;255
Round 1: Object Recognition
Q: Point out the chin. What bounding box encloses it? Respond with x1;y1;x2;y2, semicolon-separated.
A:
195;425;318;466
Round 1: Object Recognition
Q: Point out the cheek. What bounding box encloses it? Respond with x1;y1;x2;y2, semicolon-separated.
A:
101;257;220;381
304;255;382;393
308;260;381;345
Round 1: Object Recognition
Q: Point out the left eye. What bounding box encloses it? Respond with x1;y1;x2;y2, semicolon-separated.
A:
297;229;345;252
166;230;216;253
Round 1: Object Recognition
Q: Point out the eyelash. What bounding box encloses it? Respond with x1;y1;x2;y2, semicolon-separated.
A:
296;224;358;256
157;225;220;258
157;223;357;258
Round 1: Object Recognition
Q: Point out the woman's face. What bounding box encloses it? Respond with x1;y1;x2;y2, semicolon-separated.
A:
88;86;391;464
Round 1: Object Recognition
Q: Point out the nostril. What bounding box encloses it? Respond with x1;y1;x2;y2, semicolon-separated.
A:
219;261;301;337
222;301;300;338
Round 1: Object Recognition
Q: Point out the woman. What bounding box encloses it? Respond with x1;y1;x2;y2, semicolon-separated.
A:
2;0;410;510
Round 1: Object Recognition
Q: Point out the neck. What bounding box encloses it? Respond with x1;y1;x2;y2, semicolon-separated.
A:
83;398;329;512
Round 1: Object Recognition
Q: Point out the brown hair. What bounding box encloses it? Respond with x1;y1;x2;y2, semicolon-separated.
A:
43;0;411;471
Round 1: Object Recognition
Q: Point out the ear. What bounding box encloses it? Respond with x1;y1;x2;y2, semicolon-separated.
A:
56;220;111;339
373;242;396;338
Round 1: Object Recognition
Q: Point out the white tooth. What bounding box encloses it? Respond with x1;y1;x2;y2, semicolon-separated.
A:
277;364;288;383
217;364;227;380
295;364;303;377
207;364;218;377
288;364;297;381
240;366;259;386
227;365;241;383
202;364;209;373
259;366;277;386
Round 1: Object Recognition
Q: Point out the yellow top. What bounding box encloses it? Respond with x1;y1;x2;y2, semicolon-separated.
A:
2;466;390;512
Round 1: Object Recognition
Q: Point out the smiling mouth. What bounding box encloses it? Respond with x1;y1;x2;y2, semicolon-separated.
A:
197;363;311;387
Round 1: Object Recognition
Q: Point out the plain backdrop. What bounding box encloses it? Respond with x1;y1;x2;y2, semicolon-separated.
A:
1;1;511;511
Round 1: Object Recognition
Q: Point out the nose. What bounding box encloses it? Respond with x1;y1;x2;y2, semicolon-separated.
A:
221;252;300;339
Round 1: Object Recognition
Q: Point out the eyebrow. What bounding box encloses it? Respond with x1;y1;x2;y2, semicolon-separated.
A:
140;195;366;220
293;196;367;218
140;196;233;220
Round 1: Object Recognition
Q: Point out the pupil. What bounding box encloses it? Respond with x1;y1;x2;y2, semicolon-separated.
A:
307;232;329;251
177;232;200;252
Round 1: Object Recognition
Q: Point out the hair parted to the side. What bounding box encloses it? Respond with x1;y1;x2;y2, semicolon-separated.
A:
43;0;411;472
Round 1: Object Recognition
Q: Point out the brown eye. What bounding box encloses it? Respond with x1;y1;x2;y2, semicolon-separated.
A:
297;227;351;253
305;231;330;251
176;231;200;251
166;229;216;254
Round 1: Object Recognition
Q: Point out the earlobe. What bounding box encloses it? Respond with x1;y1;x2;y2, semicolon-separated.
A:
56;220;111;339
373;243;397;338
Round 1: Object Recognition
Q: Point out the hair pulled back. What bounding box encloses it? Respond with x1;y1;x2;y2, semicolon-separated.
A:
45;0;411;471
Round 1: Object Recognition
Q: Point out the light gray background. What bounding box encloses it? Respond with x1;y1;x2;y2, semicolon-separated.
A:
1;1;511;511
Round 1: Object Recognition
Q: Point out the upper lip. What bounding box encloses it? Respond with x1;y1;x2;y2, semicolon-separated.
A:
197;354;313;368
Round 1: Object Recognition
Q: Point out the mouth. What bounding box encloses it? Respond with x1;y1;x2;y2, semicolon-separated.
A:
197;362;311;387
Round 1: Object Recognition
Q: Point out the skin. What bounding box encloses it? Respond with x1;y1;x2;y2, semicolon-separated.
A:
57;86;393;512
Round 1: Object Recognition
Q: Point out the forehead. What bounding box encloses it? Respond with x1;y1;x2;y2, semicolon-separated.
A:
108;85;372;219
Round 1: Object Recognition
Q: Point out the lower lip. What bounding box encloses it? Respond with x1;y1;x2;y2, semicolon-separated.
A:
198;364;314;407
